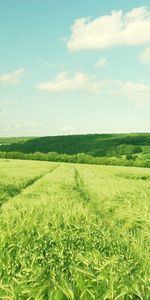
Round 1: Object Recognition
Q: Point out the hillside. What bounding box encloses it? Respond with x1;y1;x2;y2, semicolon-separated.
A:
0;133;150;159
0;137;33;146
0;133;150;158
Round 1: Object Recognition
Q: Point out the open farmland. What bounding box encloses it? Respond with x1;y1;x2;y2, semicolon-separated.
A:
0;159;150;299
0;160;58;206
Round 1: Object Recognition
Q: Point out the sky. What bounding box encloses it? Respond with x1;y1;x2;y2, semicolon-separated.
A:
0;0;150;136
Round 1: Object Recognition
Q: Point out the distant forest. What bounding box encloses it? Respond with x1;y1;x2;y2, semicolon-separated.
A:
0;133;150;167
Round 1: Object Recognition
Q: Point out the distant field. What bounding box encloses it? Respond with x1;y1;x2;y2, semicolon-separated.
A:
138;146;150;159
0;159;150;299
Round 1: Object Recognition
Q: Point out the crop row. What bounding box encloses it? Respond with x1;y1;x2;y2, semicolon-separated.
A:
0;160;150;299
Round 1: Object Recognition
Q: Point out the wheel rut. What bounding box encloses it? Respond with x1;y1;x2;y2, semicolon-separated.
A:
0;164;60;207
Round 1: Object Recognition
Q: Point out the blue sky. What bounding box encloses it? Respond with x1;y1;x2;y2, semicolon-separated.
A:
0;0;150;136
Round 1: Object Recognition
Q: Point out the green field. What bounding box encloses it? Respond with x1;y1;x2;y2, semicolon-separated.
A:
0;159;150;299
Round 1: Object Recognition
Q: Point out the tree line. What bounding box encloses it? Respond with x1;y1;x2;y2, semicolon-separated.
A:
0;151;150;168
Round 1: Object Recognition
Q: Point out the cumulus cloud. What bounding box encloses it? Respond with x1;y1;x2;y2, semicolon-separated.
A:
139;47;150;64
37;71;90;93
37;71;150;107
37;72;117;95
67;7;150;51
0;68;24;85
94;57;108;68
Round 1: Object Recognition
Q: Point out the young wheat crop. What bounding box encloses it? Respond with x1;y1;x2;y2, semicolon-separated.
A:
0;160;149;299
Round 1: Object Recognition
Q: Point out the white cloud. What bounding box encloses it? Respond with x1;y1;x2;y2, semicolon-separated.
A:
37;71;150;107
37;71;90;93
139;47;150;64
0;68;24;85
37;71;116;95
67;7;150;51
61;126;75;133
122;81;150;107
94;57;108;68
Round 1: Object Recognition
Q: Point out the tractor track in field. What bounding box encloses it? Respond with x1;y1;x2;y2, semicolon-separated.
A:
73;168;103;217
74;169;90;204
0;164;60;207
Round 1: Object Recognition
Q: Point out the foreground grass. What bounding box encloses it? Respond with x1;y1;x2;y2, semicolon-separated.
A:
0;160;150;299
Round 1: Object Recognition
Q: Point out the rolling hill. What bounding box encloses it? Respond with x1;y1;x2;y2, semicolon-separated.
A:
0;133;150;158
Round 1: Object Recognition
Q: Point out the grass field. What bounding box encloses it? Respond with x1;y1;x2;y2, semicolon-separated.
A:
0;159;150;299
